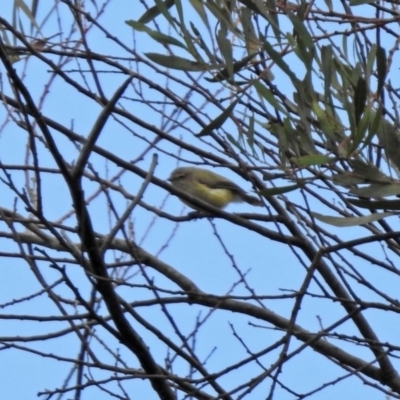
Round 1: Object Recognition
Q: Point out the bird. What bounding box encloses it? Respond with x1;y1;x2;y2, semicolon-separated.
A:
168;166;262;210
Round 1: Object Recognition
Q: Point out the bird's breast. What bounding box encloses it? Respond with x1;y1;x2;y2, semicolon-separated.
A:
194;183;234;208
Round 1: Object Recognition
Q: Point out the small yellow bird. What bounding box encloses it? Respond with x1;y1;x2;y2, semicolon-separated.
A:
168;166;262;210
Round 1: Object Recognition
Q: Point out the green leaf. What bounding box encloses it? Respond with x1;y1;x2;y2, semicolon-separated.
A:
342;32;348;60
206;53;257;82
216;26;233;77
0;29;20;63
291;155;336;167
295;125;317;155
253;81;285;113
190;22;215;62
262;0;281;43
334;61;356;137
312;211;394;227
226;133;243;151
349;159;392;183
247;113;255;149
174;0;184;22
349;183;400;198
145;53;211;71
138;0;175;24
197;98;240;137
349;199;400;210
189;0;209;27
259;184;301;196
311;101;337;141
365;44;376;78
205;1;233;31
351;63;363;87
361;107;381;148
376;118;400;172
321;45;333;100
354;76;367;126
376;45;387;97
324;0;333;11
288;14;314;67
332;173;367;186
352;107;371;151
126;20;185;48
349;0;376;5
240;7;259;56
13;0;41;32
261;39;299;84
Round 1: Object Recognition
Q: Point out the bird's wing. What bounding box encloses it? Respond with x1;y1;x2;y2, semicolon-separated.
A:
198;176;245;194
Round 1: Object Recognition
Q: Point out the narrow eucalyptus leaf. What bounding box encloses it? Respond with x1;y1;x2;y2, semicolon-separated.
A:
376;46;387;96
349;183;400;198
321;45;333;98
263;0;281;42
247;114;255;149
226;133;243;150
311;101;336;141
324;0;333;11
240;7;259;55
216;27;234;77
259;184;301;196
174;0;184;22
138;0;175;24
352;107;371;150
126;20;185;48
349;199;400;210
349;0;377;5
288;14;313;51
312;211;393;227
189;0;209;26
291;155;336;167
197;99;240;137
190;22;215;61
262;40;298;84
145;53;209;71
206;53;257;82
205;1;233;30
365;44;376;78
253;81;284;112
332;174;367;186
377;118;400;172
349;159;392;183
354;76;367;126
